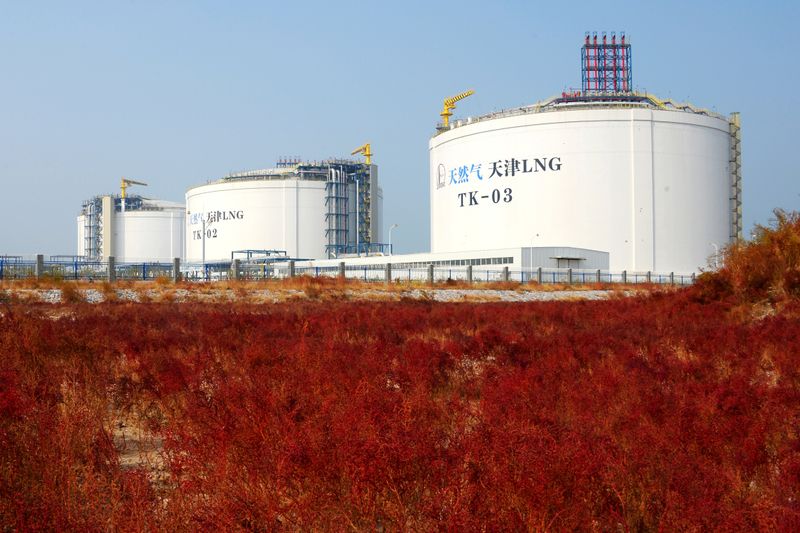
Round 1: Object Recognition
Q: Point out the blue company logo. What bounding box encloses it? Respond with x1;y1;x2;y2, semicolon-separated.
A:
188;210;244;225
444;156;562;187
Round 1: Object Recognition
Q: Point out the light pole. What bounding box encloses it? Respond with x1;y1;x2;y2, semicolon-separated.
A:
388;224;399;255
710;242;720;269
189;210;213;280
201;216;206;271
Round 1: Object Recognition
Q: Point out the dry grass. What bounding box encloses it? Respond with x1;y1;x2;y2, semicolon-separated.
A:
59;283;84;304
0;275;680;305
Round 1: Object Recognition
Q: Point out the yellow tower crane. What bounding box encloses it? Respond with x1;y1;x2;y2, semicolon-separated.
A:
351;143;372;165
440;89;475;128
120;177;148;199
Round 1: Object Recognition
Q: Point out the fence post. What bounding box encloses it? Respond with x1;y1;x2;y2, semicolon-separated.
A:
231;259;241;281
466;265;473;284
338;261;346;280
502;266;509;282
567;268;573;285
35;254;44;280
0;258;3;280
596;269;601;283
427;264;434;285
385;263;392;284
621;270;627;284
107;256;116;283
536;266;542;284
669;272;674;285
691;272;696;284
172;258;181;283
646;271;652;283
288;260;295;278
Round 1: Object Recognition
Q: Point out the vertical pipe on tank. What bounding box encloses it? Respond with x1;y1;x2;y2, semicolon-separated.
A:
584;34;590;93
356;179;360;256
101;195;114;260
612;33;618;92
592;33;598;91
589;33;597;91
621;34;627;91
602;33;607;91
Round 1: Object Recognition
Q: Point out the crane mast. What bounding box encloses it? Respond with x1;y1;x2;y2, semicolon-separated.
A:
440;89;475;127
350;143;372;165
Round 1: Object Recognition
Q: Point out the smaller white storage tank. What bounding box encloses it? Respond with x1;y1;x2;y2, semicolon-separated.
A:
77;195;185;263
185;160;383;263
185;178;327;262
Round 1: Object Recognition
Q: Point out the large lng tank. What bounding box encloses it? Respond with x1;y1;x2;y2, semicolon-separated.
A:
430;34;742;274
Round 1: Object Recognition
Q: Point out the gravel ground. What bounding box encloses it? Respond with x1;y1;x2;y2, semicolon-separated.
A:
400;289;613;302
2;287;622;304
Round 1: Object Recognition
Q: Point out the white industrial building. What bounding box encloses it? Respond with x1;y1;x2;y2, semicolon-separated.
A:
294;246;608;271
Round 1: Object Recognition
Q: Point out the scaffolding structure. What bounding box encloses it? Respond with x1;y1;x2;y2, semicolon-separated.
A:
323;161;378;257
353;165;372;249
81;196;103;261
325;165;350;257
276;156;302;168
729;113;743;241
582;32;632;94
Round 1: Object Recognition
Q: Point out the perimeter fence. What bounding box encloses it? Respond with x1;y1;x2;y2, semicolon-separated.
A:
0;255;696;286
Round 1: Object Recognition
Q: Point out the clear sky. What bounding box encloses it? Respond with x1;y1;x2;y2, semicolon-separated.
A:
1;0;798;255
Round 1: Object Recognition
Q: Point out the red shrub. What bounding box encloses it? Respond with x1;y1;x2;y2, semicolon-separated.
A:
1;287;799;529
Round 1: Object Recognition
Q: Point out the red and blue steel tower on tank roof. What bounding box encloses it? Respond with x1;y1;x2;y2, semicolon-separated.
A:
581;31;632;94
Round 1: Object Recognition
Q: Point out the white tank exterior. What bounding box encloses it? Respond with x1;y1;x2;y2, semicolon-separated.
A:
430;106;735;273
185;179;327;262
113;204;185;262
77;214;87;257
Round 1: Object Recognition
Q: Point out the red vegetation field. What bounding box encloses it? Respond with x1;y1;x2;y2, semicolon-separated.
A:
2;214;800;531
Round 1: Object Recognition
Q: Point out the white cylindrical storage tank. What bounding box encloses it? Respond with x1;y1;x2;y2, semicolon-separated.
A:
430;103;737;273
77;196;185;262
113;200;185;262
185;178;328;262
185;162;383;262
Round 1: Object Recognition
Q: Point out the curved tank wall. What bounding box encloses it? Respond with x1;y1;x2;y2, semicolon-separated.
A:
429;106;734;273
185;179;328;262
114;208;185;262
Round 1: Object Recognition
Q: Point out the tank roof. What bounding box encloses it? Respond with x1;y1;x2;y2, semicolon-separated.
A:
81;194;184;212
189;159;371;190
436;93;729;135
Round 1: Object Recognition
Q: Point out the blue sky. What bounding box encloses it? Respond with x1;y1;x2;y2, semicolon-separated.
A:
1;0;798;255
